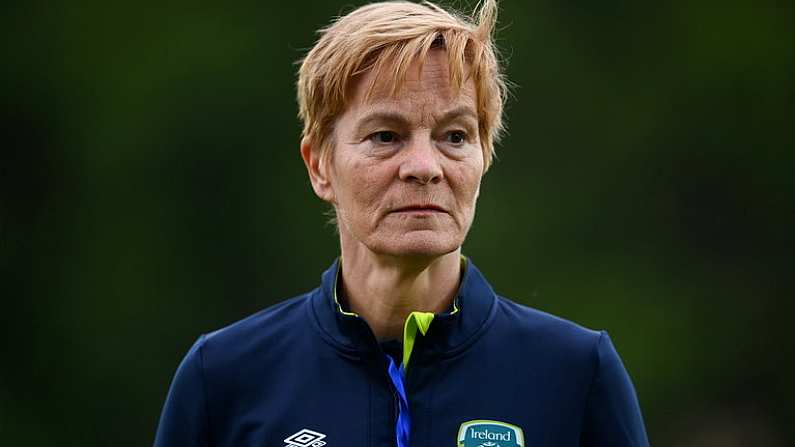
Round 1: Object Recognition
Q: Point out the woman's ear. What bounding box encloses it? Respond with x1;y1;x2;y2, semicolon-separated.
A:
300;137;335;203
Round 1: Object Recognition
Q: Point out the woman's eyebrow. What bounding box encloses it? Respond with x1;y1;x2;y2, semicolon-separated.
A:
355;111;410;130
436;105;478;124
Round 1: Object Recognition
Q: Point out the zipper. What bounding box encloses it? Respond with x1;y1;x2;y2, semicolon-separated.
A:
385;356;411;447
390;387;400;447
383;355;400;447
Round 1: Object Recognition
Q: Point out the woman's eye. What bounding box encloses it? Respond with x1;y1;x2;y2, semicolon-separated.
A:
370;131;398;144
447;131;467;144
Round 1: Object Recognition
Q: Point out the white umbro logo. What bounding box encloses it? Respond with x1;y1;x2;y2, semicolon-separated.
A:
284;429;327;447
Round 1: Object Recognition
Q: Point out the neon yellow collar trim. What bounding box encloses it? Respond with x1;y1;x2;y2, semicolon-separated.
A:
332;261;359;317
402;311;434;371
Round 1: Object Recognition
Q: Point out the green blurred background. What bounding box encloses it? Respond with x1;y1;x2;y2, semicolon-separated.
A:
2;0;793;445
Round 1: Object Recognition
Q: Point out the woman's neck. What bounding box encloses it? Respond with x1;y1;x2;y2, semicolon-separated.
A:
338;244;461;341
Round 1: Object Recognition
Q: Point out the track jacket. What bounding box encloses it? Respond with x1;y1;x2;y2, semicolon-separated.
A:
154;258;649;446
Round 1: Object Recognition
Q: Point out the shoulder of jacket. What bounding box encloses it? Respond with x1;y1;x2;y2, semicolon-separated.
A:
493;295;603;358
195;291;314;361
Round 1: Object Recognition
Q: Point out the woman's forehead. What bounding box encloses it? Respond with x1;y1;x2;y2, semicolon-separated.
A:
346;50;477;117
351;50;473;100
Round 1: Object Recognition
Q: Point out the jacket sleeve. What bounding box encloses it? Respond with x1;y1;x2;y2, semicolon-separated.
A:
580;331;649;447
154;335;210;447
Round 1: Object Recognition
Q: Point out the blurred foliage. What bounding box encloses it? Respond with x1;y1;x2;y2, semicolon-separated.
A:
1;0;793;445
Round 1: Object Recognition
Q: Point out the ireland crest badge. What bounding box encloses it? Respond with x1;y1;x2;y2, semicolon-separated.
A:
457;420;525;447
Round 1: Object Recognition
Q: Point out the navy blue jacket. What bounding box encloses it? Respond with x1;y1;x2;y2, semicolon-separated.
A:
154;259;649;446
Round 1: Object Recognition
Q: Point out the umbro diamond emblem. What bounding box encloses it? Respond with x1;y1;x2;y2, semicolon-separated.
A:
284;429;327;447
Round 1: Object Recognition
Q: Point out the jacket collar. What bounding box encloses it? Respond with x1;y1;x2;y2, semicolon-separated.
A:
308;257;497;359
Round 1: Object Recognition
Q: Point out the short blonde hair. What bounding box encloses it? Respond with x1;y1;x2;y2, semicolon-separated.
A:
296;0;507;171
